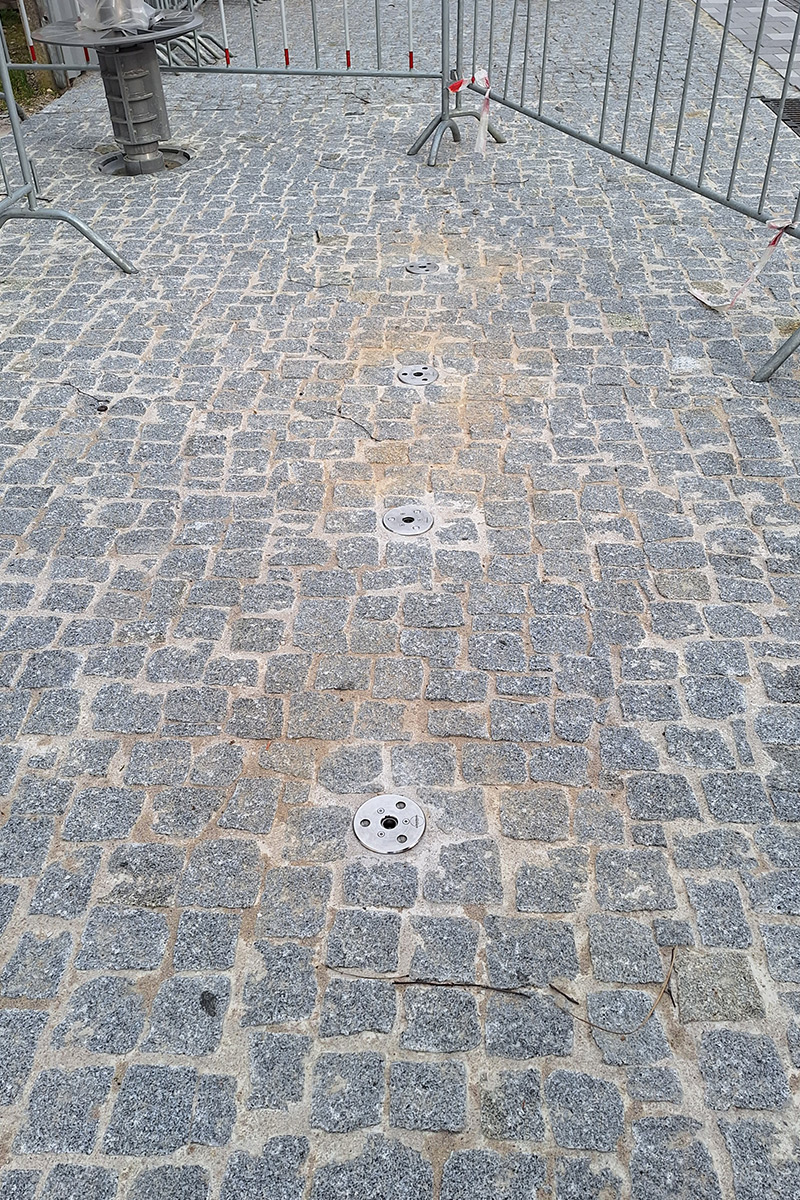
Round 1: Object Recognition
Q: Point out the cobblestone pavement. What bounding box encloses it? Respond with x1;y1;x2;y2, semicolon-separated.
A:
701;0;800;88
2;0;800;1193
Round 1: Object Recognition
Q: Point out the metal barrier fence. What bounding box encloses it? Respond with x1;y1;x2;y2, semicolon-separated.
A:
0;35;133;271
414;0;800;237
4;0;800;375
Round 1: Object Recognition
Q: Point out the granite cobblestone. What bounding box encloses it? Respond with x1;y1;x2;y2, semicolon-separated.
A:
0;6;799;1190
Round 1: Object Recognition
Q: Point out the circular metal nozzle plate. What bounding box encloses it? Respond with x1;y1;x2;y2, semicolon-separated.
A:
396;364;439;386
405;259;439;275
353;794;426;853
382;504;434;536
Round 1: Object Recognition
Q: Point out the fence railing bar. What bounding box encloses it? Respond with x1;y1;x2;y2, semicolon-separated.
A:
0;182;35;213
599;0;621;145
6;60;440;78
456;0;465;79
646;0;672;162
278;0;290;66
620;0;645;153
488;0;497;83
503;0;519;99
728;0;770;200
537;0;550;114
670;0;702;175
375;0;383;69
793;186;800;223
309;0;320;69
343;0;352;67
406;0;412;69
697;0;734;189
759;5;800;212
519;0;532;103
0;149;12;194
470;0;478;77
216;0;230;64
247;0;260;67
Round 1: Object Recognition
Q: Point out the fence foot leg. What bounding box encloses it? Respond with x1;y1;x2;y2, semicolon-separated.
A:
0;206;136;274
753;326;800;383
452;105;506;144
408;113;443;157
427;118;460;165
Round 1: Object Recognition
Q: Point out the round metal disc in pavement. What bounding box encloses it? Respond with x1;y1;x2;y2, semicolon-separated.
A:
396;364;439;386
382;504;434;535
353;794;426;853
405;260;439;275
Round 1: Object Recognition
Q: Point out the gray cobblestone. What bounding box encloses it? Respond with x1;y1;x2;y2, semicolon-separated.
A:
1;932;71;999
320;979;396;1037
699;1031;790;1110
326;909;400;973
3;35;800;1192
242;941;316;1026
248;1033;310;1110
15;1067;112;1153
52;976;146;1053
104;1064;196;1152
587;915;664;982
311;1052;384;1131
389;1061;467;1132
545;1070;624;1151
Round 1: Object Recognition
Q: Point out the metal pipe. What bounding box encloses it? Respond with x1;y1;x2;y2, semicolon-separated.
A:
503;0;519;100
599;0;621;145
406;0;412;70
621;0;644;153
520;0;532;104
697;0;734;189
670;0;702;175
646;0;672;163
0;182;33;213
15;0;36;62
754;325;800;381
278;0;290;66
343;0;352;68
471;0;478;77
728;0;770;200
441;0;451;118
488;0;496;83
375;0;383;70
247;0;260;68
217;0;230;65
309;0;320;69
538;0;550;114
7;60;441;78
759;5;800;213
0;31;35;205
456;0;464;80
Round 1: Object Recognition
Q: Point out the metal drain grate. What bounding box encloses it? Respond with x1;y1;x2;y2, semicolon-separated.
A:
760;96;800;137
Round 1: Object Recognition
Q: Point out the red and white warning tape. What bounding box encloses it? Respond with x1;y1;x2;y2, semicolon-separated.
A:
689;218;795;311
448;68;490;152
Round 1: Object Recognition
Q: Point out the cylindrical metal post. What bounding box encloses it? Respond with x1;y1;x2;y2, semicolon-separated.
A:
96;43;171;174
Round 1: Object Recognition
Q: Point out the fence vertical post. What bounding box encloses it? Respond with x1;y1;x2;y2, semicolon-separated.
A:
441;0;451;123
